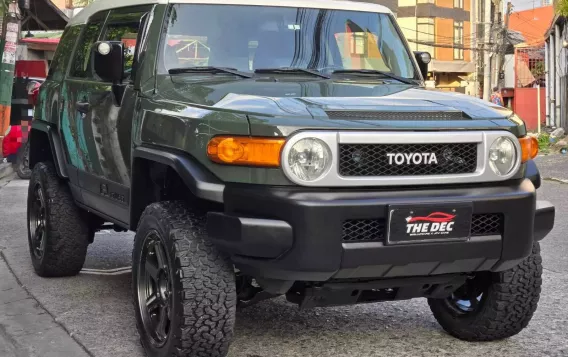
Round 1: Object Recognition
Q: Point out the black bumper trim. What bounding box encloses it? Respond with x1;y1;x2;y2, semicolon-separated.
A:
207;212;293;258
211;179;554;281
534;200;555;241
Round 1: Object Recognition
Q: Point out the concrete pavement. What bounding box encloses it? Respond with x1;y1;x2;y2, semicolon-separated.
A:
1;157;568;357
0;253;90;357
0;162;13;180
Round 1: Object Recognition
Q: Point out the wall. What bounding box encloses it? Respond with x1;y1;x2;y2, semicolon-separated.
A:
398;17;417;51
504;54;515;87
435;18;453;60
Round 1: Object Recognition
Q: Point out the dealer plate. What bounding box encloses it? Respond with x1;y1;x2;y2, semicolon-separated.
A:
386;203;473;245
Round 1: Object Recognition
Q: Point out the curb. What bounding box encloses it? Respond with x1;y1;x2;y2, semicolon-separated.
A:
0;162;14;180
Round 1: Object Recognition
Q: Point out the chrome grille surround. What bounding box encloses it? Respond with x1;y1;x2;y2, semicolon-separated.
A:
281;130;522;187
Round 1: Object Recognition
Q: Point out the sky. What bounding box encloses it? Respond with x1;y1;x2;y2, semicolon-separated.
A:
510;0;551;12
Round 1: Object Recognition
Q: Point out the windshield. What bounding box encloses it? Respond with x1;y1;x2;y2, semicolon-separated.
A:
159;4;417;79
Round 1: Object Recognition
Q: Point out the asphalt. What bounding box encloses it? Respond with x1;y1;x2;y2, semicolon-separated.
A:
0;158;568;357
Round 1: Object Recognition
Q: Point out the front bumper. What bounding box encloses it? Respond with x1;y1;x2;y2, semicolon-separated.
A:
208;179;554;282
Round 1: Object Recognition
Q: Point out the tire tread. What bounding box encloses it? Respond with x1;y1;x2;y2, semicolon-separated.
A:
429;242;542;341
29;162;89;277
135;201;236;357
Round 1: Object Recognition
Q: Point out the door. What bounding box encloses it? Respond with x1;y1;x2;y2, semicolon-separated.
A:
61;6;152;225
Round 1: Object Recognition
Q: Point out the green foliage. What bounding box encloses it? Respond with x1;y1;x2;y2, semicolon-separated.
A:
531;61;546;78
537;133;551;154
556;0;568;16
0;0;12;15
72;0;96;6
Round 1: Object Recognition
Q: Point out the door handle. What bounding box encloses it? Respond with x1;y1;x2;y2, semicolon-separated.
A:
76;101;91;114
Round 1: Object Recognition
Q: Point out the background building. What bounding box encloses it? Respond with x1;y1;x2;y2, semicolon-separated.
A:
355;0;476;94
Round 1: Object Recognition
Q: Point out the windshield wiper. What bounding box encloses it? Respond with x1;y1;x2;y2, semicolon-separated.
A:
168;66;253;78
254;67;330;79
332;69;416;84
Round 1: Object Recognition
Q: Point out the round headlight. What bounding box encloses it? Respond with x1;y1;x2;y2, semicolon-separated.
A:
287;138;332;182
488;137;517;176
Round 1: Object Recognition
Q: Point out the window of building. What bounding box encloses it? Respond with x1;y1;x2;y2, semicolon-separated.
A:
454;0;464;8
417;18;434;58
454;21;464;60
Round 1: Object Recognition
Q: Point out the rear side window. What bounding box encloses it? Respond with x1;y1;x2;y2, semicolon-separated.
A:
70;12;107;79
48;26;82;81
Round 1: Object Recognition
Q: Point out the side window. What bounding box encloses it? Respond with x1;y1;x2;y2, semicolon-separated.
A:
101;6;152;80
48;26;82;81
70;12;107;79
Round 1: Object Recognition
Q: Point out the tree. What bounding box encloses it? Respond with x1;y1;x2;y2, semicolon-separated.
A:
0;0;12;15
72;0;95;6
556;0;568;17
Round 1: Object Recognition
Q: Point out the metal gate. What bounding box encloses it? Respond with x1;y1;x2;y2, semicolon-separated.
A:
514;46;546;131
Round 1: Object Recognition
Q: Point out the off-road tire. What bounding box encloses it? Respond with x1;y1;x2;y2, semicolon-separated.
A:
27;162;90;277
133;201;236;357
16;141;31;179
428;242;542;341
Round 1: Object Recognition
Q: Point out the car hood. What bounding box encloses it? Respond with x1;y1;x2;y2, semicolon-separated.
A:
156;77;513;120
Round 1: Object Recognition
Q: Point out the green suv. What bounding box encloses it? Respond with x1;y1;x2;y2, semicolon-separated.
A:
26;0;555;356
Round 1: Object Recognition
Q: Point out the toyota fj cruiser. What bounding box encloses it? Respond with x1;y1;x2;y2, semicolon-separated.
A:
26;0;555;356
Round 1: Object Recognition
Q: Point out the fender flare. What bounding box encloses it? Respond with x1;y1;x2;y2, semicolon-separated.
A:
132;146;225;203
130;146;225;230
29;120;68;178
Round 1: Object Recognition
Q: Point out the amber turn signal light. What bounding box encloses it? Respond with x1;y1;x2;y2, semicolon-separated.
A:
519;136;539;163
207;136;285;167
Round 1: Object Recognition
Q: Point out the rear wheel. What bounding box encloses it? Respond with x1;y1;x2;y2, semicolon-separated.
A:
27;162;91;277
16;141;31;179
428;242;542;341
133;201;236;357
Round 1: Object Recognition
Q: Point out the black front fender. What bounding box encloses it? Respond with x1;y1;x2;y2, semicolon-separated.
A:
132;146;225;203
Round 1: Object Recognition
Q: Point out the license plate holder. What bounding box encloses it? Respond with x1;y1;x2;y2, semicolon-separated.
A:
386;202;473;245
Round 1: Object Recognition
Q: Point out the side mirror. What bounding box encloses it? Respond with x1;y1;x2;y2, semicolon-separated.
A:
413;51;431;80
92;41;125;84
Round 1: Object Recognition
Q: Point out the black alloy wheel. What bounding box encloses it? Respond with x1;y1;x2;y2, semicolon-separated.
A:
28;182;47;261
136;232;173;348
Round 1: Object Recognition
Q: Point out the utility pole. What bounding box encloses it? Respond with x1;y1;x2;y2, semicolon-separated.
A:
0;0;25;143
496;1;513;88
482;0;492;100
490;0;502;89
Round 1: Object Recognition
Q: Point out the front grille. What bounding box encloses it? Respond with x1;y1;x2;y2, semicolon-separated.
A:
339;143;478;177
325;111;467;121
471;214;503;236
342;219;386;242
342;214;503;242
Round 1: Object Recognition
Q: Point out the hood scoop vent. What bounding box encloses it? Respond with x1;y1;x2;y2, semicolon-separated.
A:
325;110;470;121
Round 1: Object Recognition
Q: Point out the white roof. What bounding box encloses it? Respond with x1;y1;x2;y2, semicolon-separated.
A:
69;0;392;26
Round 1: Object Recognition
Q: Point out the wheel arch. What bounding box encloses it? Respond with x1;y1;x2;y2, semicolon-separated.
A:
29;121;68;179
129;146;224;230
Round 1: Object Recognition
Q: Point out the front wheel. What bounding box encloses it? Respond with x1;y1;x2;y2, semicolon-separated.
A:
132;201;236;357
428;242;542;341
